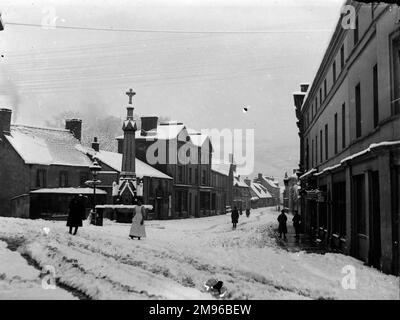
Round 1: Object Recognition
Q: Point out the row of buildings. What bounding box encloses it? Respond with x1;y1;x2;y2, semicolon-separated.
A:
293;1;400;275
0;101;280;220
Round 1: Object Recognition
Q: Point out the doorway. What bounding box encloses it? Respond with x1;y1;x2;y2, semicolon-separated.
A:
369;171;381;269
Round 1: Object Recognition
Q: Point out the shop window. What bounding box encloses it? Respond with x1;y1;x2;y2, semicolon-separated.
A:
59;171;69;187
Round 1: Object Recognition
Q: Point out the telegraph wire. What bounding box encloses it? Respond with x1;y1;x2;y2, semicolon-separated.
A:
5;21;332;34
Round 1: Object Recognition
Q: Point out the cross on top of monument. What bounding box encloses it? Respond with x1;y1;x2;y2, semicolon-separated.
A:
125;88;136;105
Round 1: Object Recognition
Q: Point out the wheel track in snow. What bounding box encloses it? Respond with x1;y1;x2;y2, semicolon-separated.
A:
47;224;318;299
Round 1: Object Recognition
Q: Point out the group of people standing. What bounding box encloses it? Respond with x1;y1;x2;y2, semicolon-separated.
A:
230;204;302;240
277;209;302;240
66;194;147;240
230;206;251;229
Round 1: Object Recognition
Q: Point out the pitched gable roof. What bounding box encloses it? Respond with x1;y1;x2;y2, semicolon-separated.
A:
82;148;172;180
233;176;249;188
250;182;272;199
6;125;92;167
262;176;280;189
211;162;231;176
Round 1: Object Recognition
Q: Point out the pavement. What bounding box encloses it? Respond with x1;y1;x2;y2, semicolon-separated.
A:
274;223;328;254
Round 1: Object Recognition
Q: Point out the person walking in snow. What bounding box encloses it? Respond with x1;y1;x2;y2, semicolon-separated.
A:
277;209;288;240
67;194;85;235
245;208;250;218
129;198;146;240
292;210;301;238
231;206;239;229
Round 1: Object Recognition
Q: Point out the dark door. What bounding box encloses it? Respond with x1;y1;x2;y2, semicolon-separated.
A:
392;167;400;275
369;171;381;269
352;174;366;260
195;195;199;218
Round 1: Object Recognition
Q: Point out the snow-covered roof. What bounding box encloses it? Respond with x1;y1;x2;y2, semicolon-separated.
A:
116;122;189;142
30;187;107;195
6;125;93;167
250;182;272;199
188;131;209;147
261;176;280;188
211;162;231;176
233;176;249;188
139;121;187;141
93;150;172;180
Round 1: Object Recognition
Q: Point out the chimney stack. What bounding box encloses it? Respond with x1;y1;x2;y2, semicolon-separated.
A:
257;173;263;180
65;119;82;141
229;153;234;163
0;108;12;135
140;116;158;135
92;137;100;152
116;136;124;154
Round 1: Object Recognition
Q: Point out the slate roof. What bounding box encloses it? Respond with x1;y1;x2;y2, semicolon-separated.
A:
6;125;93;167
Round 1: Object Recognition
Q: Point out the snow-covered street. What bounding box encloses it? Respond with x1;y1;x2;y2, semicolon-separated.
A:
0;207;398;300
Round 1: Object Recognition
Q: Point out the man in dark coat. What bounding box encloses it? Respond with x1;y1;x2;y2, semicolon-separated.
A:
231;206;239;229
67;194;86;235
292;210;301;238
277;209;288;239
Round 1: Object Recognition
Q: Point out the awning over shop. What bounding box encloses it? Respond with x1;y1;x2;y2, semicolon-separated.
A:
299;168;317;180
30;187;107;195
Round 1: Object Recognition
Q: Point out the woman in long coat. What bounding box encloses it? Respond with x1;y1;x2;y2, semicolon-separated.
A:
231;206;239;229
67;194;85;235
277;210;288;239
129;198;146;240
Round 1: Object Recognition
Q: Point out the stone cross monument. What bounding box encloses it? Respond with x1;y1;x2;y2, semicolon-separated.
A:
118;88;138;204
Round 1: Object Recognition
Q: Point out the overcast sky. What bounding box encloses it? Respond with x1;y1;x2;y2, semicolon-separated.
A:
0;0;344;180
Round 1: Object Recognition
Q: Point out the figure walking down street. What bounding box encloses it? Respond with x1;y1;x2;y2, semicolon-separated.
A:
277;209;288;240
129;198;146;240
67;194;86;235
231;206;239;229
292;210;302;238
245;208;250;218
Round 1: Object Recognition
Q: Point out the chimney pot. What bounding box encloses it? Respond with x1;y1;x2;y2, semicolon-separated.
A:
300;83;309;92
92;136;100;152
0;108;12;135
65;119;82;141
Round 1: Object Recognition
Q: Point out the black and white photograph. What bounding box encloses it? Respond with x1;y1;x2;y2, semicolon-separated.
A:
0;0;399;307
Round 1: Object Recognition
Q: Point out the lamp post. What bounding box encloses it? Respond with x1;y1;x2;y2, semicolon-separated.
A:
87;160;101;225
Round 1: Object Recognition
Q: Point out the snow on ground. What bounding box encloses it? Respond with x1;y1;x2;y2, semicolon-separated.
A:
0;207;398;300
0;240;76;299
